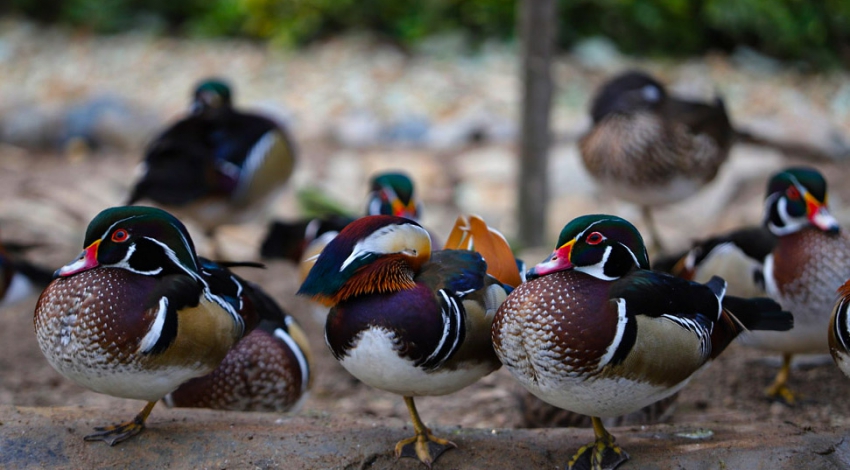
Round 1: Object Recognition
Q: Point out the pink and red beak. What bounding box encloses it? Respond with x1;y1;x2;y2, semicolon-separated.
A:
805;193;840;233
389;195;419;220
55;240;101;277
526;240;575;279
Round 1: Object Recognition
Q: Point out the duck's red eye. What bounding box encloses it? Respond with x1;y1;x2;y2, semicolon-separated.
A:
786;186;801;200
111;229;129;243
586;232;604;245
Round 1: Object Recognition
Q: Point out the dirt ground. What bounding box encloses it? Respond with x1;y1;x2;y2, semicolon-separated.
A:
3;144;850;470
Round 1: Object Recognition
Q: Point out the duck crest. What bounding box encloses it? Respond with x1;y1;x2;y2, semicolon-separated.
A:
299;215;430;305
328;255;417;305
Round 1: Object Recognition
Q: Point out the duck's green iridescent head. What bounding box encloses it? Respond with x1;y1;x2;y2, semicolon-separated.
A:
764;166;839;236
366;172;420;220
192;78;233;115
528;214;648;281
57;206;200;278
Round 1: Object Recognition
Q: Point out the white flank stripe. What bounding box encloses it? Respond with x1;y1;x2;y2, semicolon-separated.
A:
447;295;462;356
762;254;778;299
274;326;310;393
139;297;169;353
836;302;848;350
597;298;628;369
235;131;278;200
422;290;454;367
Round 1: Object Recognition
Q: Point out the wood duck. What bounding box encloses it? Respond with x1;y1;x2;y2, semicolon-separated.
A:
127;78;296;238
579;70;733;254
736;166;850;404
260;171;422;267
298;215;519;468
33;206;267;445
365;172;422;220
164;291;312;412
492;214;792;470
652;226;776;299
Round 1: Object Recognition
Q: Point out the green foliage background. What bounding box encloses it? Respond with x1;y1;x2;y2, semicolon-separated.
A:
4;0;850;67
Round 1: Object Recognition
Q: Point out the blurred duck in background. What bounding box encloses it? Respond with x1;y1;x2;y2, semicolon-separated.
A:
579;70;733;254
260;171;427;280
127;78;296;255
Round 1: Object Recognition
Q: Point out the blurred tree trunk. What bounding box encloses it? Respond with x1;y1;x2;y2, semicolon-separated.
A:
517;0;557;248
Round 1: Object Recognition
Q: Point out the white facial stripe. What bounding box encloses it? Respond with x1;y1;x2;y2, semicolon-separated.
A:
768;192;808;236
576;218;641;264
339;223;429;272
143;237;196;278
109;243;163;276
576;219;607;240
620;241;641;267
575;245;618;281
99;215;143;242
139;297;169;353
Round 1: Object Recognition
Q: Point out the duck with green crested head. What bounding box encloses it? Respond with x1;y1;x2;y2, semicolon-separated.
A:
737;166;850;404
260;171;424;268
33;206;282;445
492;214;792;470
127;78;296;238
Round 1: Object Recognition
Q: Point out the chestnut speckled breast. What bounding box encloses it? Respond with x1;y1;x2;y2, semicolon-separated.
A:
491;213;793;470
742;228;850;354
126;79;296;233
493;269;619;378
771;228;850;322
35;267;238;402
164;317;312;412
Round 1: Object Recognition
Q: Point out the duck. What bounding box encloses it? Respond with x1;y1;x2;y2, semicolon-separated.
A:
127;78;296;242
736;166;850;403
492;214;792;470
298;214;519;467
579;70;733;253
652;225;776;299
33;206;269;445
164;285;312;412
261;171;427;281
260;171;423;264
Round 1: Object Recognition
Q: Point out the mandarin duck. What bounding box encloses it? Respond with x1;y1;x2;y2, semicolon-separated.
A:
734;166;850;404
492;214;792;470
260;171;422;265
33;206;269;445
579;70;733;253
127;78;296;242
298;214;520;467
164;287;312;412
